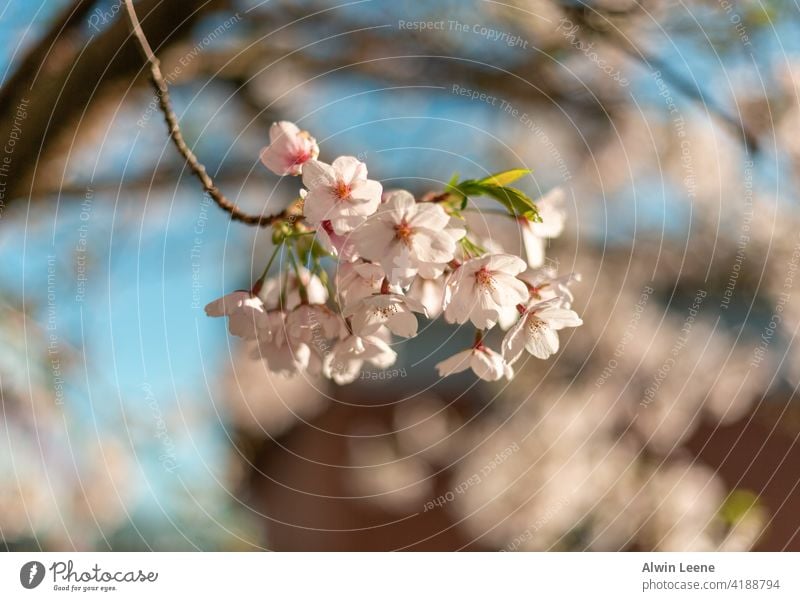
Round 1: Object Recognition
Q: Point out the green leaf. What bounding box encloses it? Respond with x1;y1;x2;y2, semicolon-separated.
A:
479;168;531;187
442;179;466;208
451;180;541;222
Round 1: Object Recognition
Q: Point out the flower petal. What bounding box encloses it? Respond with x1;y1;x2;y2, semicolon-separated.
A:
364;335;397;368
411;227;456;263
470;348;505;381
490;273;530;306
387;309;418;338
204;291;248;317
538;307;583;329
525;321;560;359
383;190;416;218
521;226;546;268
407;201;449;230
302;188;338;225
332;156;367;183
435;349;473;377
501;315;528;364
302;159;336;189
485;253;527;275
352;218;397;261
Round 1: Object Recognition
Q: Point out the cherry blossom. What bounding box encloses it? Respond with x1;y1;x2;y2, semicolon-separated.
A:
250;311;313;376
210;142;582;384
301;156;382;234
344;293;427;338
353;190;465;284
315;218;360;260
205;291;268;340
260;121;319;176
258;267;328;310
286;305;344;376
520;267;582;308
335;261;385;305
323;331;397;385
443;254;529;329
436;345;513;381
286;304;343;344
502;298;583;363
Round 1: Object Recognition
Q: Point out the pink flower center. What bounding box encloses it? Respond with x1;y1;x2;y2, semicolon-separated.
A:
526;315;546;335
475;267;495;290
375;302;399;319
394;220;413;244
526;282;545;299
291;150;311;167
334;179;351;200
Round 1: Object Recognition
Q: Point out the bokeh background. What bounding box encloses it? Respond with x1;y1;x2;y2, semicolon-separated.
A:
1;0;800;551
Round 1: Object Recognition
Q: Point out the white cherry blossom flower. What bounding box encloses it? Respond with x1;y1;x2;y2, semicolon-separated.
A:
344;293;427;338
520;267;581;308
443;254;529;329
251;311;312;376
260;121;319;176
323;332;397;385
335;261;385;305
502;298;583;363
286;304;344;344
205;291;268;340
353;190;465;284
436;345;513;381
302;156;382;234
315;218;360;260
286;305;344;375
298;189;361;259
465;187;566;268
258;267;328;310
493;267;580;330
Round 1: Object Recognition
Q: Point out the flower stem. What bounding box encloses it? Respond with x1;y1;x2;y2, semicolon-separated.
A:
287;243;309;304
460;236;487;258
255;240;285;292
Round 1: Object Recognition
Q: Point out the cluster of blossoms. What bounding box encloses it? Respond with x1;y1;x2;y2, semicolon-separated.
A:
206;121;583;384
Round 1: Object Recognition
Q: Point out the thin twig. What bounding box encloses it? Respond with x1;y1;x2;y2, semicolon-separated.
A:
123;0;287;227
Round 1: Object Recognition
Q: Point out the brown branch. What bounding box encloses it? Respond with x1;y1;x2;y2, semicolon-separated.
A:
0;0;227;204
0;1;96;120
123;0;287;227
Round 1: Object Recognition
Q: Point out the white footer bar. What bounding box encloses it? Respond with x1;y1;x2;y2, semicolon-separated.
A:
1;552;796;599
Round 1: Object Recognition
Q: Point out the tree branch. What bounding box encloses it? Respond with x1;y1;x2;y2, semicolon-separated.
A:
563;5;760;154
123;0;287;227
0;0;227;204
0;1;96;119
